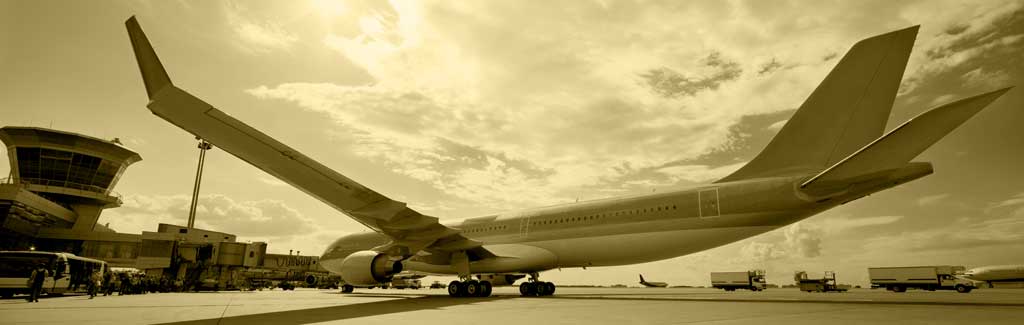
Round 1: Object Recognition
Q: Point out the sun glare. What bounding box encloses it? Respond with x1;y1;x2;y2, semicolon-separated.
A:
311;0;347;17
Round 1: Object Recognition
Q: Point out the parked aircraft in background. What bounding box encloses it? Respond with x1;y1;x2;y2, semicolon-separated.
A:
126;16;1012;298
963;265;1024;287
639;274;668;288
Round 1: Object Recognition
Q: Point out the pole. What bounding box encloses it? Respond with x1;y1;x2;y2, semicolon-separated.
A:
187;139;213;229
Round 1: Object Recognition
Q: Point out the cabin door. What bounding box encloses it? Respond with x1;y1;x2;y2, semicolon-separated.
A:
519;216;531;238
699;188;720;218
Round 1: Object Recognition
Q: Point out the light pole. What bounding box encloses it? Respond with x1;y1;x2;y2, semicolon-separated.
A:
187;138;213;229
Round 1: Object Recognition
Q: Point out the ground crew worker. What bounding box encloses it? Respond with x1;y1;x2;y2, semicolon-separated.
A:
88;269;102;299
27;264;47;303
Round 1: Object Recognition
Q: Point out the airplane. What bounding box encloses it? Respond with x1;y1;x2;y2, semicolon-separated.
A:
124;17;1012;298
963;265;1024;287
639;274;668;288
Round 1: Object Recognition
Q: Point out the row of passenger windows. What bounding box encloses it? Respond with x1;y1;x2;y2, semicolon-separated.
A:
529;204;679;227
461;204;680;234
464;225;509;233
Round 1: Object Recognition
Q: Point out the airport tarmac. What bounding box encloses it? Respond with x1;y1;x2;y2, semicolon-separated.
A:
2;287;1023;324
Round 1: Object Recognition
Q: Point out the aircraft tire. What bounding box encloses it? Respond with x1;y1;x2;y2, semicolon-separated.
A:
535;282;551;296
465;280;480;297
519;282;535;296
479;281;493;297
448;281;463;297
341;285;354;293
545;282;555;296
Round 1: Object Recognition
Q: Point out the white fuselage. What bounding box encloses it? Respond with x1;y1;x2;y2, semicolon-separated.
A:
964;265;1024;282
320;165;931;277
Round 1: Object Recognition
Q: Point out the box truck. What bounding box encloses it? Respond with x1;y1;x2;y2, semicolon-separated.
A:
711;270;766;291
868;266;975;293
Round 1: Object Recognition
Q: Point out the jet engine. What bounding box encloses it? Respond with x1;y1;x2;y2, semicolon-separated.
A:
338;250;403;285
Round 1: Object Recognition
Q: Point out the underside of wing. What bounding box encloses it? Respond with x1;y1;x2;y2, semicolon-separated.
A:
125;16;475;258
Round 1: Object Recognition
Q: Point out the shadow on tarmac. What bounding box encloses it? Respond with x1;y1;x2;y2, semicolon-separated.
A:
530;293;1024;307
156;295;512;325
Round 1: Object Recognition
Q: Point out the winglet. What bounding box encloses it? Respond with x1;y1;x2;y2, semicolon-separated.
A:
125;16;172;99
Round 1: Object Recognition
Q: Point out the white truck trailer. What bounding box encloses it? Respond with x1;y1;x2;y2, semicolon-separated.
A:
868;266;975;293
711;270;766;291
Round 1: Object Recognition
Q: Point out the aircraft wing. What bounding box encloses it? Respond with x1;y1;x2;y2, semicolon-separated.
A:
125;16;478;258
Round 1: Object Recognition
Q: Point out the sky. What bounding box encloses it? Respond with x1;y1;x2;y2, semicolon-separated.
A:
1;0;1023;287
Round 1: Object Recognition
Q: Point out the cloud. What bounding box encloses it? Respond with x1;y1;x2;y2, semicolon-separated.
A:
899;1;1024;94
258;177;287;187
962;67;1012;88
224;1;298;54
784;222;823;258
916;193;951;207
821;215;905;233
765;119;787;131
735;222;823;262
655;162;746;183
862;214;1024;254
639;52;744;98
248;1;1023;211
990;192;1024;209
99;193;316;238
758;58;784;75
929;94;957;106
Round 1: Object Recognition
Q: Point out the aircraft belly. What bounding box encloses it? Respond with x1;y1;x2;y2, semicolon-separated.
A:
531;225;778;267
405;244;558;274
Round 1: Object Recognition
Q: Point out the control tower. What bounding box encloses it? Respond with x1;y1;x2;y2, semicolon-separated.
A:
0;126;141;233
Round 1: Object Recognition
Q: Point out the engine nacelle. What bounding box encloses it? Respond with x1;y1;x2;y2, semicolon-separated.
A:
339;250;403;285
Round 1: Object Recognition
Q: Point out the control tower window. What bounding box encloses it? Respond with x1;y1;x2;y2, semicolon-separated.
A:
68;154;101;186
15;148;41;179
39;149;72;183
92;160;120;189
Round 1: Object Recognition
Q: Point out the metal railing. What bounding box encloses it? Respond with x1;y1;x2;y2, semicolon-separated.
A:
0;176;122;201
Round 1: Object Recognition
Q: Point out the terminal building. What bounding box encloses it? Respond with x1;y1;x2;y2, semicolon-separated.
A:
1;126;331;289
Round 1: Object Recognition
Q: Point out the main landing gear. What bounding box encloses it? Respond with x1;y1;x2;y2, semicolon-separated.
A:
519;281;555;296
447;279;493;297
519;273;555;297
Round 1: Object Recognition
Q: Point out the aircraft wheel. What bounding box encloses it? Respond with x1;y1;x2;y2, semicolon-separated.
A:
535;282;551;296
341;285;354;293
465;280;480;297
956;285;971;293
545;282;556;296
448;281;463;297
892;285;905;293
479;281;493;297
519;282;536;296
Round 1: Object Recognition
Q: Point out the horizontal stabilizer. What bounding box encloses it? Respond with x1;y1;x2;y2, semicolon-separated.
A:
125;16;173;99
801;87;1012;188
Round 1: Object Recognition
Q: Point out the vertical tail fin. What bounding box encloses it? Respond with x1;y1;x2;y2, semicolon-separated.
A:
718;26;919;182
639;274;645;282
